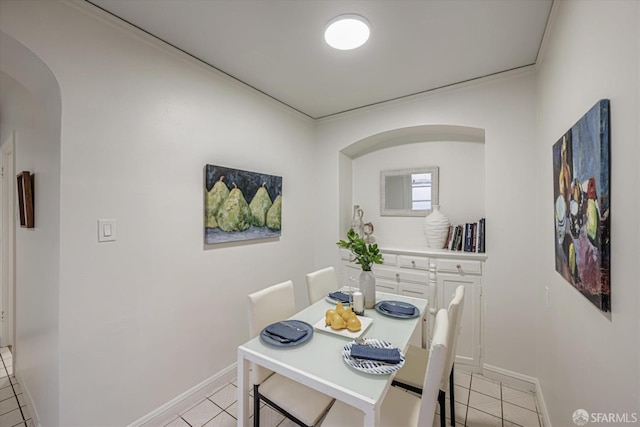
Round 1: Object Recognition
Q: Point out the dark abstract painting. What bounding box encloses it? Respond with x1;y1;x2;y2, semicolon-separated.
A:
552;99;610;312
204;164;282;244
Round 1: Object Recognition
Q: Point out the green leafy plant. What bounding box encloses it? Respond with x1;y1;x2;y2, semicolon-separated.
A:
336;228;383;271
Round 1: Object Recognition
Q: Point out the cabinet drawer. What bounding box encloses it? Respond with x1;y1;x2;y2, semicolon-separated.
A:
398;255;429;270
376;279;398;294
374;267;428;284
373;267;399;281
380;253;397;266
399;282;428;299
437;259;482;275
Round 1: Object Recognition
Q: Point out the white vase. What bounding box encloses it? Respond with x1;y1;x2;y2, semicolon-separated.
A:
351;205;364;238
359;270;376;309
423;205;450;249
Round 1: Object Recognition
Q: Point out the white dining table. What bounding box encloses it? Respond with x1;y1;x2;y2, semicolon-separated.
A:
236;291;428;427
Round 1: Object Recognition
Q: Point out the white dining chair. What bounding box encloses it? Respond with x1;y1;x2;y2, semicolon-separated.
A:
320;308;449;427
392;285;465;426
248;280;334;427
305;266;339;304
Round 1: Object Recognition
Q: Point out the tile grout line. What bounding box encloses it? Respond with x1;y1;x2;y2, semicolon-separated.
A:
500;379;504;427
0;350;27;424
148;373;541;427
468;372;508;427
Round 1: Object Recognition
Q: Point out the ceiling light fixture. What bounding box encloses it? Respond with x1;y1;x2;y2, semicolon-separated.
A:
324;14;370;50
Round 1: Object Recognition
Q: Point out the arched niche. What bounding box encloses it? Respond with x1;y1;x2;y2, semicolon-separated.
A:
341;124;485;159
338;124;485;246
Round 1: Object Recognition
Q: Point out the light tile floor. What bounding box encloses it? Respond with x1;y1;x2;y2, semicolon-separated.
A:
0;348;33;427
158;370;543;427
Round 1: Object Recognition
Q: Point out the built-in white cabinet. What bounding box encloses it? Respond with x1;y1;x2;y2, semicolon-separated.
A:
339;246;486;371
436;259;483;371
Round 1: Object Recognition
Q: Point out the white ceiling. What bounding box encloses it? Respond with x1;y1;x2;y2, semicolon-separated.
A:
88;0;553;119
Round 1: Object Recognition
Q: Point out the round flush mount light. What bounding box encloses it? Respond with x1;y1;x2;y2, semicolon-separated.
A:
324;14;370;50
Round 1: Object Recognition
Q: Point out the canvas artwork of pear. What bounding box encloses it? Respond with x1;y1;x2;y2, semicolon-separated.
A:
266;193;282;231
216;183;252;232
249;183;272;227
205;176;229;228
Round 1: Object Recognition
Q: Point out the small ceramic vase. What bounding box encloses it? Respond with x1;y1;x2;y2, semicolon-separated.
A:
423;205;450;249
351;205;364;238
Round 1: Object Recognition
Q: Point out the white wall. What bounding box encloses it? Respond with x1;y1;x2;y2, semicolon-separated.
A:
3;1;637;425
0;32;62;426
352;140;485;247
1;1;316;425
315;70;539;377
535;0;639;422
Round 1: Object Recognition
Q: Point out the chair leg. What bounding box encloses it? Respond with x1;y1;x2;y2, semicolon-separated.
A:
449;365;455;426
253;384;260;427
438;389;446;427
253;386;311;427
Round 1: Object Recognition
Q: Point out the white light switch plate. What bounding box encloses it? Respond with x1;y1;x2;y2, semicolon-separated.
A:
98;219;117;242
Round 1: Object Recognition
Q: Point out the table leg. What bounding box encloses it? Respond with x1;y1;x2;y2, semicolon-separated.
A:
362;405;380;427
237;351;250;427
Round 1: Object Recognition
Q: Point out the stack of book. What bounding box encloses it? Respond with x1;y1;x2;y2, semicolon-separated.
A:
445;218;485;253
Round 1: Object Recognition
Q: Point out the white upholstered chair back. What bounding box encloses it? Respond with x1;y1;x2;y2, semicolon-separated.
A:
247;280;296;384
418;308;449;426
305;266;338;304
440;285;465;391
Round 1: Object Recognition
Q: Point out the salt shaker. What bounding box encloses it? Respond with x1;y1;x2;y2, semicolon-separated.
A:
352;291;364;315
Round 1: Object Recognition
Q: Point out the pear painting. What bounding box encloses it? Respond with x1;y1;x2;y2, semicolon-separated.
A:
266;193;282;231
249;183;273;227
205;175;229;228
217;183;252;232
204;164;282;244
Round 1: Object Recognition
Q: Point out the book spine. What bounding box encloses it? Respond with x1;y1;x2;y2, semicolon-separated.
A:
446;225;454;250
450;226;457;251
464;223;472;252
471;222;476;253
455;225;463;251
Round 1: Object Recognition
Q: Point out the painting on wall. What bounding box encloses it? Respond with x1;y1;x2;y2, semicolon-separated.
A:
552;99;610;312
16;171;35;228
204;164;282;245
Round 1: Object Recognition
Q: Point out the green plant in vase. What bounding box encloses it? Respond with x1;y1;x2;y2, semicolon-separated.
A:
337;228;383;308
336;228;383;270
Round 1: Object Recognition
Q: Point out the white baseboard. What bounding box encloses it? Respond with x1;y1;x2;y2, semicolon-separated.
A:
128;363;237;427
534;378;552;427
15;369;41;427
482;364;550;426
482;363;537;392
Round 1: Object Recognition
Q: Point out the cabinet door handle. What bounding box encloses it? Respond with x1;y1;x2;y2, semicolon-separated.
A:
411;260;416;267
456;264;462;269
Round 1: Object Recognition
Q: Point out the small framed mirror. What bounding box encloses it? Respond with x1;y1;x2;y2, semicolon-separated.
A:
380;167;439;216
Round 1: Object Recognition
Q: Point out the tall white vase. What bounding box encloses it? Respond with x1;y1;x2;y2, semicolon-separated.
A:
359;270;376;309
423;205;451;249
